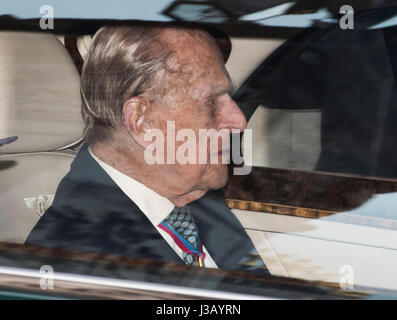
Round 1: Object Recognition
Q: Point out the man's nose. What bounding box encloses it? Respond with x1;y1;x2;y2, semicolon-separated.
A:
217;95;247;132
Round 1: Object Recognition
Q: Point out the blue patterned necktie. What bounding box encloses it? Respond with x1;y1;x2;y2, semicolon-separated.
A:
162;206;203;266
162;206;269;274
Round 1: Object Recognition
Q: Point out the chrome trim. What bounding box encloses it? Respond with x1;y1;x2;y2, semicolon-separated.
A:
0;266;276;300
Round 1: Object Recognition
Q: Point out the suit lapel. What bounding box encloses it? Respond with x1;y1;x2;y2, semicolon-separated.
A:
67;145;183;264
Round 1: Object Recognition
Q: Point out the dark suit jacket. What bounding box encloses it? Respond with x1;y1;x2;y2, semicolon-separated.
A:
25;144;263;271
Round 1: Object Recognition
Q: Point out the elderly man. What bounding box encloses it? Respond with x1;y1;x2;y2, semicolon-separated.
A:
26;24;269;274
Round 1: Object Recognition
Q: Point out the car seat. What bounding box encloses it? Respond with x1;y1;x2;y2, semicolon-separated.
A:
0;31;82;243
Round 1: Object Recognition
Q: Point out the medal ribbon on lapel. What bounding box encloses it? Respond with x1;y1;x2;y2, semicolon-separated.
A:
159;221;206;260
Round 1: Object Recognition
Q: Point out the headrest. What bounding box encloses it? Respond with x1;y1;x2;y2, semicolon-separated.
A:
226;37;285;88
0;31;83;154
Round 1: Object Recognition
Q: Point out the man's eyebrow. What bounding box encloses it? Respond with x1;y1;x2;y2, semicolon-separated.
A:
208;80;235;98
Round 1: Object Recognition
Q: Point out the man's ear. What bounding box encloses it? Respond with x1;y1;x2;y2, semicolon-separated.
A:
122;96;151;148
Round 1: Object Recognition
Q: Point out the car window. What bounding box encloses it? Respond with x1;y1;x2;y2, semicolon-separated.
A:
1;0;397;300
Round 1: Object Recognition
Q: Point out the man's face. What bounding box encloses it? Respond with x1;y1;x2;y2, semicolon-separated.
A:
149;31;247;196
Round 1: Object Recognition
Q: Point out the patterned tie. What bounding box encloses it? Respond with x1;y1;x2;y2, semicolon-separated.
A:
161;207;269;274
161;206;203;266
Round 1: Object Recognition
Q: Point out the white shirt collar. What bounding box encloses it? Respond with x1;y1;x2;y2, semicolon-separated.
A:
88;147;175;226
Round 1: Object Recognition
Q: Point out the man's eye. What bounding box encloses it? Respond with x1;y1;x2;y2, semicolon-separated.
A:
207;97;218;106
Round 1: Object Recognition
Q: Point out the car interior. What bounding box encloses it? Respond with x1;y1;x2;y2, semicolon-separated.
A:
1;3;397;297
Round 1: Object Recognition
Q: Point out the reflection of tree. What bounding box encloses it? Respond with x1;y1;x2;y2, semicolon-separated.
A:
213;0;397;16
288;0;396;14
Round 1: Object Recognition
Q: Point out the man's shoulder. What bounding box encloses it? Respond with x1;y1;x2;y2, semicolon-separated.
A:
41;144;122;214
24;144;149;254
